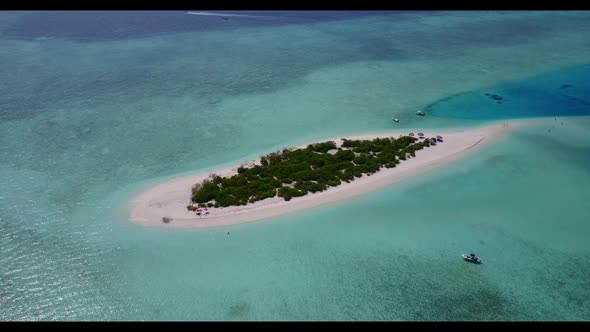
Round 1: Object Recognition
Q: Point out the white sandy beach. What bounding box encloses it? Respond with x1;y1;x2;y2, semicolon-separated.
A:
128;121;526;228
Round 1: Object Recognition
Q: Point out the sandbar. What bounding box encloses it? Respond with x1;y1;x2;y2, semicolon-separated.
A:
128;121;525;228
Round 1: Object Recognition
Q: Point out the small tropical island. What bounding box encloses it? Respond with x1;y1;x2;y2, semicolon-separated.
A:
189;135;438;209
128;122;520;228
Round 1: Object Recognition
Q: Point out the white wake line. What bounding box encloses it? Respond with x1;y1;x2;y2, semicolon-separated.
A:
184;11;305;20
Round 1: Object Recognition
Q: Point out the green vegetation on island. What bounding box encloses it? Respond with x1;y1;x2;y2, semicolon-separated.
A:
190;135;434;208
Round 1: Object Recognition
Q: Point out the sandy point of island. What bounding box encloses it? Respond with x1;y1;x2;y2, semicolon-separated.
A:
127;121;528;228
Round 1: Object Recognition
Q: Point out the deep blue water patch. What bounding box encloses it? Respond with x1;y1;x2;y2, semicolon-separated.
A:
427;64;590;121
0;11;396;42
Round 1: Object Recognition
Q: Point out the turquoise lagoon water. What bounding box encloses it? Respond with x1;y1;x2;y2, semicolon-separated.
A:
1;11;590;320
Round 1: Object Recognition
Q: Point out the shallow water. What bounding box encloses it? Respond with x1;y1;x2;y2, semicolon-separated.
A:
1;11;590;321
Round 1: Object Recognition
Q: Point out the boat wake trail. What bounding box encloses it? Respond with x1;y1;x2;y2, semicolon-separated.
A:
184;11;308;21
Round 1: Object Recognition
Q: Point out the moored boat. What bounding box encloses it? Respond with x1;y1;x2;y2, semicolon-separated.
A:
462;253;482;264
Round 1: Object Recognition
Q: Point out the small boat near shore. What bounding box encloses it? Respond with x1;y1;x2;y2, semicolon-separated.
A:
416;110;426;116
392;117;400;123
462;253;482;264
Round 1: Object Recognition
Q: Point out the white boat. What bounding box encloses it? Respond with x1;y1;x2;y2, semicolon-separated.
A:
392;118;399;122
416;110;426;116
462;253;482;264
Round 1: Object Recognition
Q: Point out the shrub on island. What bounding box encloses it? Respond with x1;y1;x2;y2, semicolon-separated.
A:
190;135;434;207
